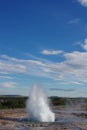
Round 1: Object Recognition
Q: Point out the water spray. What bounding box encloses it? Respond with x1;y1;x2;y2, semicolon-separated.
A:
26;84;55;122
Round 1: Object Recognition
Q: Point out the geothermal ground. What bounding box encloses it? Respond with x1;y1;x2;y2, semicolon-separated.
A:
0;105;87;130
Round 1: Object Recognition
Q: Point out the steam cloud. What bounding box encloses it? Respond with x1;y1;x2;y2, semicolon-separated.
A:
26;84;55;122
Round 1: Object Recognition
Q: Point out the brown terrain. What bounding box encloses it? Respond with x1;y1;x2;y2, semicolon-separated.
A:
0;106;87;130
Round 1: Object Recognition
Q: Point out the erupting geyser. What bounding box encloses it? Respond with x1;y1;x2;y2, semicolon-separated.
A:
26;84;55;122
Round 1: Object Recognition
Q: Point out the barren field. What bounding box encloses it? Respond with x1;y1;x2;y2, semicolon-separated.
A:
0;106;87;130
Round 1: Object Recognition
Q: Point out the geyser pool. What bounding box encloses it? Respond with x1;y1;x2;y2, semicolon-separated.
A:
26;84;55;122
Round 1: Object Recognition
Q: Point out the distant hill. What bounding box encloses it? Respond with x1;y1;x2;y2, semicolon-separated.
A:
0;95;28;98
0;95;20;97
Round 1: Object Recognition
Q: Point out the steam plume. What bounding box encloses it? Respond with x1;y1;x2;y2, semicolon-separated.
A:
26;84;55;122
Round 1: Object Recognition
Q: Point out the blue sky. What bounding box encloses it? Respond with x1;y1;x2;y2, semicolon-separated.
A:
0;0;87;97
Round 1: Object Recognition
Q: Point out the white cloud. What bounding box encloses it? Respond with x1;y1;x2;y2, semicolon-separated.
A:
63;51;87;82
0;55;27;74
77;0;87;7
0;54;47;78
0;90;11;93
73;41;81;46
68;18;80;24
81;38;87;51
61;81;84;85
1;82;16;88
0;51;87;86
0;76;13;79
41;49;63;55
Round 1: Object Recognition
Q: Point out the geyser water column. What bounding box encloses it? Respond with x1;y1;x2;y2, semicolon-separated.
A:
26;84;55;122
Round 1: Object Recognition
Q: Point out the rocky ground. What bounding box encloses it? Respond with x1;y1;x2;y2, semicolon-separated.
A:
0;107;87;130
